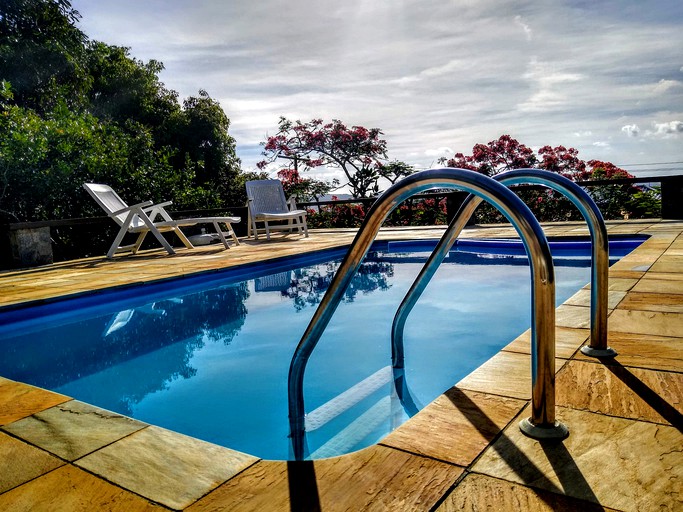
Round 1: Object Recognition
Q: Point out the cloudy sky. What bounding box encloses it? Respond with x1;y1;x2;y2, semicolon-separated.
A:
71;0;683;187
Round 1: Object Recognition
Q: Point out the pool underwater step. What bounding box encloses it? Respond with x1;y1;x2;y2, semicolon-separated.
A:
309;395;392;459
305;365;393;431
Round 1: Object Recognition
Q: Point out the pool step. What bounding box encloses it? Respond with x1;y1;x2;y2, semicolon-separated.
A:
305;366;393;431
308;395;392;459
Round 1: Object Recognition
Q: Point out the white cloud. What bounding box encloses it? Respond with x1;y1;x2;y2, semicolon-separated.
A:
653;79;683;94
424;147;453;157
518;58;583;112
421;60;467;79
621;124;640;137
392;59;472;87
70;0;683;173
632;120;683;140
592;141;611;148
514;15;532;41
652;120;683;136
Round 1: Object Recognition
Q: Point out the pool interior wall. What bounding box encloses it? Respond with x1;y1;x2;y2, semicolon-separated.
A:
0;236;646;460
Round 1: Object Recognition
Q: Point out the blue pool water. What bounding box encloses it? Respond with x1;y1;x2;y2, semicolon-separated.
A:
0;237;644;460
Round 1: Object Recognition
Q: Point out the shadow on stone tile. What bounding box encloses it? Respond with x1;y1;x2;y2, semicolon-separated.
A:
190;445;462;511
472;405;681;510
443;389;599;505
539;441;599;504
287;460;321;512
436;473;614;512
599;359;683;431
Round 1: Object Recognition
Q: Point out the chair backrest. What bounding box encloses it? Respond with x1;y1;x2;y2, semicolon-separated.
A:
245;180;289;215
83;183;145;229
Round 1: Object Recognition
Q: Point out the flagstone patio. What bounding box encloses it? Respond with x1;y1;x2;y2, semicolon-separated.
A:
0;220;680;511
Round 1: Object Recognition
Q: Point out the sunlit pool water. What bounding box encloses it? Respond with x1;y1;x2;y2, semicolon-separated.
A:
0;237;644;459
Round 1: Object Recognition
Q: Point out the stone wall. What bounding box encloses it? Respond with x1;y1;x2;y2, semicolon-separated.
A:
8;227;53;268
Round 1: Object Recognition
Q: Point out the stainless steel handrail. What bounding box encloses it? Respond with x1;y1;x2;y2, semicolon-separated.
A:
392;169;615;373
288;168;567;461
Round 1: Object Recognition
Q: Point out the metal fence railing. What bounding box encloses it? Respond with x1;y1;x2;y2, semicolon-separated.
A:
2;175;681;269
298;174;682;223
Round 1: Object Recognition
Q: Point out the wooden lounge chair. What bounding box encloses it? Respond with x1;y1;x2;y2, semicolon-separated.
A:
84;183;240;258
245;179;308;240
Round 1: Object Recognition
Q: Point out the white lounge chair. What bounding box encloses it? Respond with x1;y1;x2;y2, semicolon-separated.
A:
84;183;241;258
245;179;308;240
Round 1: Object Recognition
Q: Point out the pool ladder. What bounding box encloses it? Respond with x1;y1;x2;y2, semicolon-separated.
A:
288;168;611;460
393;168;615;367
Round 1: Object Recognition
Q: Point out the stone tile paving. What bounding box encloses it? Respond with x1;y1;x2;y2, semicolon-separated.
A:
0;465;166;512
76;426;258;510
0;378;70;425
0;432;64;495
185;446;463;512
503;326;589;359
0;221;681;510
3;400;147;461
472;405;682;512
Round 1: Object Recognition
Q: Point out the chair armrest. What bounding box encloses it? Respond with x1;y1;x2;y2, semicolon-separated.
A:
144;201;174;222
110;201;153;216
142;201;173;212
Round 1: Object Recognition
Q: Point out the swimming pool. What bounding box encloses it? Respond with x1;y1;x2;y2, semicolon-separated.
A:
0;237;644;460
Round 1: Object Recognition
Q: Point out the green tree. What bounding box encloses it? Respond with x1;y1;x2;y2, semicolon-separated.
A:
0;0;88;112
377;160;415;185
1;0;247;222
85;41;179;130
583;160;645;220
158;90;243;207
0;101;195;222
84;46;243;207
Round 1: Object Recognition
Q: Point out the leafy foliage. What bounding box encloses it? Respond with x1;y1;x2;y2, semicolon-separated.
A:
0;0;243;222
303;133;660;228
305;199;368;229
377;160;416;185
0;0;88;113
443;135;537;176
0;101;189;221
85;42;179;128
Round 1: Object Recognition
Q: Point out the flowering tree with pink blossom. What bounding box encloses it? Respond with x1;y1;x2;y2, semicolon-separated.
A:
442;135;537;175
440;135;658;221
537;145;586;178
259;117;408;198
